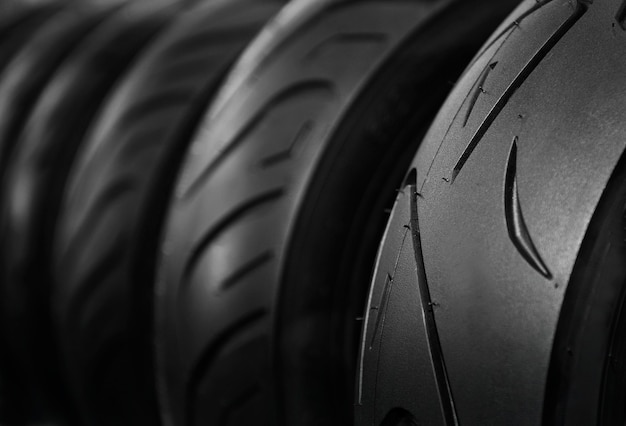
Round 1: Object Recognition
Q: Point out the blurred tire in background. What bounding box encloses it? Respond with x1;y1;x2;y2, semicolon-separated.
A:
0;3;177;424
0;4;133;423
47;1;280;425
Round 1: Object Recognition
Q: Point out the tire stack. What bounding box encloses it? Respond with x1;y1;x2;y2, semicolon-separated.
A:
0;0;624;425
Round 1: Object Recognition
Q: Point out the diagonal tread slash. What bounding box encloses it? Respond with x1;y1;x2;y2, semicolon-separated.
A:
358;224;410;404
616;0;626;29
185;309;267;426
504;138;552;279
218;250;274;292
420;0;556;191
451;2;588;183
467;0;556;71
181;188;285;290
410;186;459;425
463;61;498;127
369;272;394;349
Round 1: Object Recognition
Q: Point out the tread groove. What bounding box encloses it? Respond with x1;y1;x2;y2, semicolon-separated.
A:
121;91;194;129
409;186;459;426
369;272;395;350
182;80;335;199
504;138;552;279
219;251;274;292
260;120;313;168
468;0;556;69
65;234;128;329
451;1;587;183
463;61;498;127
62;177;136;260
182;189;285;289
185;310;267;426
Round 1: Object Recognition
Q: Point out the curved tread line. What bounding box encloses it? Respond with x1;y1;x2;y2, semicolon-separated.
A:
25;23;167;170
421;0;560;190
118;25;263;130
463;61;498;127
369;272;394;350
119;90;195;130
409;185;459;426
260;120;314;168
303;32;389;61
219;250;274;293
420;26;516;191
64;234;128;330
0;14;109;166
115;122;181;166
114;95;212;165
467;0;556;71
451;2;587;183
6;10;168;418
181;80;336;199
358;222;410;403
218;384;262;424
181;188;285;289
61;177;136;261
185;309;267;426
504;138;552;279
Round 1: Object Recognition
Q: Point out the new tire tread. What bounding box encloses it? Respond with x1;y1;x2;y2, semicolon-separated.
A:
154;0;523;424
51;2;281;424
0;5;176;425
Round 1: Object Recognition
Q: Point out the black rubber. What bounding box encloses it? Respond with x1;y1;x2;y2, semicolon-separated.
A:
544;152;626;426
0;5;117;190
364;0;626;424
153;0;522;424
0;5;176;426
0;3;64;78
0;5;123;424
50;1;280;425
0;5;70;423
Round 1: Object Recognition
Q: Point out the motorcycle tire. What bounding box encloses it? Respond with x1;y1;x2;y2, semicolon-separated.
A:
154;0;523;424
51;1;281;424
360;0;626;424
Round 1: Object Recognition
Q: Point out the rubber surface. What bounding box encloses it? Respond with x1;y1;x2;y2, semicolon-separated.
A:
154;0;522;424
0;3;63;78
0;5;69;422
365;0;626;424
51;1;279;425
544;152;626;426
0;5;122;423
0;5;116;189
0;5;176;425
